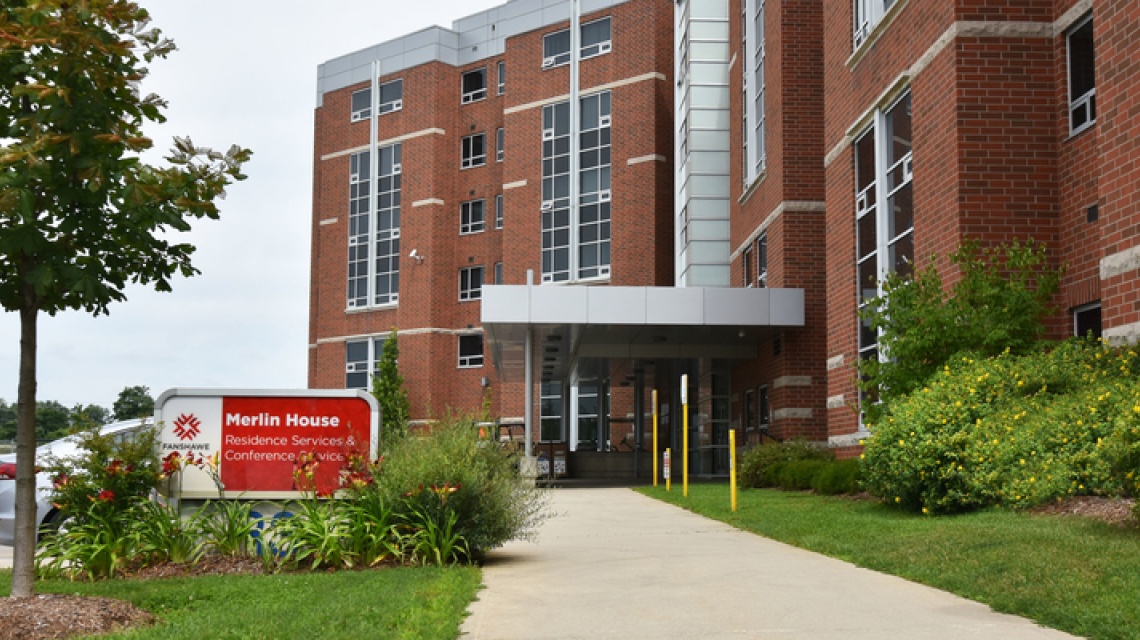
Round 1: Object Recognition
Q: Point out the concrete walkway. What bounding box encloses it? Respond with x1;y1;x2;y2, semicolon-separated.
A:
459;488;1077;640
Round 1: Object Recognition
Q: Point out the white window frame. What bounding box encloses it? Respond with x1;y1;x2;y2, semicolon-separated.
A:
742;0;766;184
458;334;484;368
497;60;505;94
1067;14;1096;136
347;144;402;310
756;232;768;288
459;266;484;301
461;133;486;169
542;17;612;69
460;199;486;235
350;88;371;122
495;194;504;229
461;68;487;104
345;337;387;389
496;127;504;162
853;0;896;49
377;79;403;116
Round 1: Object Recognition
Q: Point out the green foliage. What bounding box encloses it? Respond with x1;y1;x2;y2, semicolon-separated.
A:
37;505;136;580
41;421;161;525
810;458;862;495
774;460;831;491
401;486;471;566
738;438;834;489
276;499;355;571
0;399;108;440
131;500;205;566
373;415;549;559
861;339;1140;513
859;240;1061;422
112;385;154;421
197;499;259;558
372;329;411;446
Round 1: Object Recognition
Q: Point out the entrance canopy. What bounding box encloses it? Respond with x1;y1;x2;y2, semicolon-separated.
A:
481;284;805;382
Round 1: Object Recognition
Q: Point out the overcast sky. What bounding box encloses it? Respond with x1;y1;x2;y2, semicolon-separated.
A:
0;0;502;410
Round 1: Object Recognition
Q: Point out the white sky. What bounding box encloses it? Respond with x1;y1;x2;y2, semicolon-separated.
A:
0;0;502;410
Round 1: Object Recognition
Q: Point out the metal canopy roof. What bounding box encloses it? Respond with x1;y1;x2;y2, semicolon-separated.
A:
481;284;806;382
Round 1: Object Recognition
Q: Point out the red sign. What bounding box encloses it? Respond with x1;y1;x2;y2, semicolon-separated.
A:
219;396;373;493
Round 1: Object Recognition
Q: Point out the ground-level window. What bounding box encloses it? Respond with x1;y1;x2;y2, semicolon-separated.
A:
458;334;484;368
1074;302;1102;339
540;381;563;441
855;91;912;409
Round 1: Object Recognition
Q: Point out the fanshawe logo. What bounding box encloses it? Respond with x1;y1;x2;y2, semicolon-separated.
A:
172;413;202;441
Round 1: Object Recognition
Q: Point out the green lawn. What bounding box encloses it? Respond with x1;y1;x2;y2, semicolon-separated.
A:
1;566;480;639
640;485;1140;640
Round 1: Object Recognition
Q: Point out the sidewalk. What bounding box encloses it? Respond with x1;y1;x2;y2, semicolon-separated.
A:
459;488;1077;640
0;545;10;570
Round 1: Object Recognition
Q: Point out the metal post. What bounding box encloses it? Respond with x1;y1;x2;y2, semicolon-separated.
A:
652;388;659;487
524;270;534;462
730;429;737;512
681;373;689;497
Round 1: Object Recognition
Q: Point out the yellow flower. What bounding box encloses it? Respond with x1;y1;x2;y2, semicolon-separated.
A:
895;496;901;503
922;507;929;514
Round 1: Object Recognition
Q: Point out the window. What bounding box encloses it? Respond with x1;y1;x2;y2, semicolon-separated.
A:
494;262;503;285
541;91;612;282
743;245;754;287
1074;302;1102;339
758;385;770;428
543;29;571;68
497;60;505;94
542;17;612;69
540;381;563;441
350;79;403;122
458;334;484;368
1067;15;1096;135
577;91;612;280
345;337;386;389
496;127;504;162
853;0;896;49
495;195;504;229
347;144;402;309
351;88;370;122
580;18;612;59
742;0;766;182
461;68;487;104
855;92;912;407
459;266;484;301
461;133;486;169
460;199;485;235
757;232;768;288
744;388;756;431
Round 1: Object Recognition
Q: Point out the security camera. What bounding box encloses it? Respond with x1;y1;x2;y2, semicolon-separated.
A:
408;248;418;258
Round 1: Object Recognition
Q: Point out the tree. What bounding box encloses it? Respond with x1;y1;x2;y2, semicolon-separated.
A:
858;239;1062;422
371;329;410;446
70;403;110;428
112;385;154;421
33;400;70;441
0;2;250;597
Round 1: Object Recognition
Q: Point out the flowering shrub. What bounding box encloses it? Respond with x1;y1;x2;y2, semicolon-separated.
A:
861;339;1140;513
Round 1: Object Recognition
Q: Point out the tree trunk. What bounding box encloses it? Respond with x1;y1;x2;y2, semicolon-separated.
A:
11;304;38;598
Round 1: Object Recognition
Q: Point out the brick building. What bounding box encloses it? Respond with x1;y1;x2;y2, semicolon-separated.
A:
310;0;1139;478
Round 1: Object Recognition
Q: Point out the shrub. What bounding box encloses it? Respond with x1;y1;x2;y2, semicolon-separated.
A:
861;339;1140;514
369;415;549;560
859;240;1061;423
811;459;862;495
776;460;830;491
739;438;833;489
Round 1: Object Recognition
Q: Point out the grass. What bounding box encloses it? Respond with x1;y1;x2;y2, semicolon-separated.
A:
639;485;1140;640
0;566;481;639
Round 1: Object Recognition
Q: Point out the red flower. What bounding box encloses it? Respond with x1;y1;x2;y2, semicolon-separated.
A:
52;474;69;489
96;489;114;502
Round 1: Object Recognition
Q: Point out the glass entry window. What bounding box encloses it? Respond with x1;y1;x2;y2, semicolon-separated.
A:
574;382;601;451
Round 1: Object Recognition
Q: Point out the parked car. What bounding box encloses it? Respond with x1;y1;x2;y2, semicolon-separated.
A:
0;418;153;546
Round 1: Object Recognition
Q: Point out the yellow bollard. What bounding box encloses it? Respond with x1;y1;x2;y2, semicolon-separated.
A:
681;374;689;497
664;448;671;491
730;429;737;512
652;389;659;487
